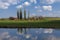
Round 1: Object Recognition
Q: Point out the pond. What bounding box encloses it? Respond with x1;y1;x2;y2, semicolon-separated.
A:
0;28;60;40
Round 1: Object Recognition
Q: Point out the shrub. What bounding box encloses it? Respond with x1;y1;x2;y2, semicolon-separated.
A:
9;17;15;20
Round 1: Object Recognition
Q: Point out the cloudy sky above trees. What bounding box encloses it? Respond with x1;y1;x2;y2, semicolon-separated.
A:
0;0;60;18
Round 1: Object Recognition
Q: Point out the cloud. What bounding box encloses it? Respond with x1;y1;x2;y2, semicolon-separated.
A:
23;1;30;6
35;6;42;9
16;5;23;8
43;5;52;11
46;0;55;4
16;1;30;9
31;13;36;17
43;29;53;33
7;0;18;5
30;0;37;4
37;10;42;12
41;0;60;4
40;0;55;4
0;2;10;9
0;0;20;9
3;0;20;5
35;6;38;8
35;6;42;12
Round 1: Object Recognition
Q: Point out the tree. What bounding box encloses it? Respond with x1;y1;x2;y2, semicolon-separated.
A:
9;17;15;20
24;9;26;20
19;9;22;19
28;11;30;19
17;10;19;19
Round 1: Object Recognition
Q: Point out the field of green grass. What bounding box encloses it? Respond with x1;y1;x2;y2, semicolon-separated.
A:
0;17;60;28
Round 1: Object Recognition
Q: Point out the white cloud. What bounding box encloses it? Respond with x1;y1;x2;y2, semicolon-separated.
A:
0;0;20;9
23;1;30;6
43;29;53;33
0;0;20;5
7;0;18;5
35;6;41;9
37;10;42;12
16;1;30;9
30;0;37;4
41;0;55;4
43;5;52;11
55;0;60;2
16;5;23;8
41;0;60;4
46;0;55;4
35;6;38;8
31;13;36;17
0;2;10;9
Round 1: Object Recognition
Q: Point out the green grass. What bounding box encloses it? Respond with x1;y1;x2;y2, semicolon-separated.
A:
0;18;60;28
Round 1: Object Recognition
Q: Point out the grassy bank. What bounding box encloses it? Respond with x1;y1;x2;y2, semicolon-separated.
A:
0;18;60;28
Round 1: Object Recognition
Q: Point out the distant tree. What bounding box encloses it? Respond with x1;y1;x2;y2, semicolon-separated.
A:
17;10;19;19
28;11;30;19
9;17;15;20
38;16;44;20
24;9;26;20
19;9;22;19
0;18;5;20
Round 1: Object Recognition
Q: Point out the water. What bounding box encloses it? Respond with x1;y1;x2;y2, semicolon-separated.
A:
0;28;60;40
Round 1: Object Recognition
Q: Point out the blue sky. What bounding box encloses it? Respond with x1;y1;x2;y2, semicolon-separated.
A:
0;0;60;18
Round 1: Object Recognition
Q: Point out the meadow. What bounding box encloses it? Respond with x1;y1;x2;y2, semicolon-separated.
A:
0;17;60;28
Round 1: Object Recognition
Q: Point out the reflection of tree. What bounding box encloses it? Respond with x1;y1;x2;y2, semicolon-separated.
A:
17;28;27;34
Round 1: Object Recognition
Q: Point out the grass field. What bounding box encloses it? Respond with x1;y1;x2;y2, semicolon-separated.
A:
0;17;60;28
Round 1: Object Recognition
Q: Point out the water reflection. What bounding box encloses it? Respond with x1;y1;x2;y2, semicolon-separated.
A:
0;28;19;40
0;28;60;40
18;28;60;40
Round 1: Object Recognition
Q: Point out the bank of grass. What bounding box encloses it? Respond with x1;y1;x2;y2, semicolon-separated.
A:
0;18;60;28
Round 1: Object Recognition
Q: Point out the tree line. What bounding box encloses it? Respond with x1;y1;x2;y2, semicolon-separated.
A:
17;9;30;20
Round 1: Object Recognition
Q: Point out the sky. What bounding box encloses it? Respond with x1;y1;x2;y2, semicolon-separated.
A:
0;0;60;18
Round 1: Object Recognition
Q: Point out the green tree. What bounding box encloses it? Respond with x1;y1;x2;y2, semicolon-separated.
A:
17;10;19;19
28;11;30;19
20;9;22;19
24;9;26;20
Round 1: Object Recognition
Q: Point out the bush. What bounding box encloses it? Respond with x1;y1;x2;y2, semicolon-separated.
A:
9;17;15;20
